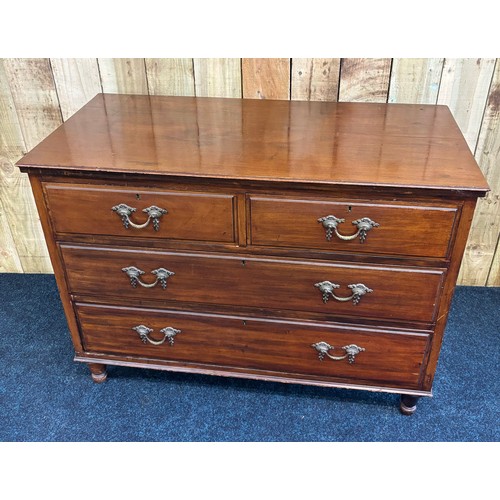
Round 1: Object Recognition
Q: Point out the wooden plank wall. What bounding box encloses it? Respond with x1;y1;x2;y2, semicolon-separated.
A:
0;58;498;285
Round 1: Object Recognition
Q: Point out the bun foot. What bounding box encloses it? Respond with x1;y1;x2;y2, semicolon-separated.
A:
88;363;108;383
400;395;420;415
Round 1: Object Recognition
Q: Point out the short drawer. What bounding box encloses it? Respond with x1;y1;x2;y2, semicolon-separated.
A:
44;182;236;243
62;245;445;324
249;196;459;258
76;303;429;389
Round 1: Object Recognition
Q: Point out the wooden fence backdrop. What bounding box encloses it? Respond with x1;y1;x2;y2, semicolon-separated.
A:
0;58;499;285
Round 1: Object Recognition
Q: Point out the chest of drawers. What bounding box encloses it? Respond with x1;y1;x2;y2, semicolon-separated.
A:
18;94;489;414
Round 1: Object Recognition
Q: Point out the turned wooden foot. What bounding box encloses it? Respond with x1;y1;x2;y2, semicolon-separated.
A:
88;363;107;383
400;395;420;415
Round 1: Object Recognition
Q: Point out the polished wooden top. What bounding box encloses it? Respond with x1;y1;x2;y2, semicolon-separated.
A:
18;93;488;193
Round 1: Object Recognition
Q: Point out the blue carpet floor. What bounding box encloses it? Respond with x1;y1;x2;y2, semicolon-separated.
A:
0;273;498;441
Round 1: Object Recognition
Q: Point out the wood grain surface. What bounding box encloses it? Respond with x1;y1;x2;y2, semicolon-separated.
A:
27;173;83;349
145;58;195;96
242;59;290;100
16;94;488;193
459;60;500;285
291;59;340;101
193;58;241;98
50;58;101;120
0;60;24;271
421;198;479;391
60;244;445;324
97;59;148;94
76;302;429;389
16;89;488;405
437;58;496;151
1;59;53;272
248;195;459;259
339;59;392;102
3;58;62;150
44;182;236;243
389;59;444;104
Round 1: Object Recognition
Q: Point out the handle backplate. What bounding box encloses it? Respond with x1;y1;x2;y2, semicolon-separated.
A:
122;266;175;289
314;281;373;305
311;341;365;364
112;203;167;231
132;325;181;346
318;215;379;243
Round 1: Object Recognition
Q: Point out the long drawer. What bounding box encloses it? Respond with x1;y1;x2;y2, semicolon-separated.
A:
44;182;236;243
62;245;445;323
249;195;459;258
76;303;430;388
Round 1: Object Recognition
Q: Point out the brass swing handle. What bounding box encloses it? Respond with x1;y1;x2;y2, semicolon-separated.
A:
314;281;373;305
112;203;167;231
311;341;365;364
132;325;181;346
318;215;379;243
122;266;175;289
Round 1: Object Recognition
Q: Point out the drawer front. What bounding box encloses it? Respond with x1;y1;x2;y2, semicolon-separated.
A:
44;183;236;243
249;196;458;258
62;245;444;323
76;303;429;388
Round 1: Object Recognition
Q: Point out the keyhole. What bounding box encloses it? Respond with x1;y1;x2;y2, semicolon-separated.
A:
243;320;247;326
347;205;352;212
136;193;141;200
241;260;246;266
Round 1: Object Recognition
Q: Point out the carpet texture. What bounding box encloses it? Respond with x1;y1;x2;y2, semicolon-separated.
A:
0;274;498;441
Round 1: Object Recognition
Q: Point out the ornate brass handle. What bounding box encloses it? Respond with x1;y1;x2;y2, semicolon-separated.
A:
132;325;181;346
112;203;167;231
311;341;365;364
314;281;373;305
122;266;175;289
318;215;379;242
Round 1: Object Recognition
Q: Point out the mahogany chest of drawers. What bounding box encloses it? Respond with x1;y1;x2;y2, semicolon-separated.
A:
18;94;489;414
